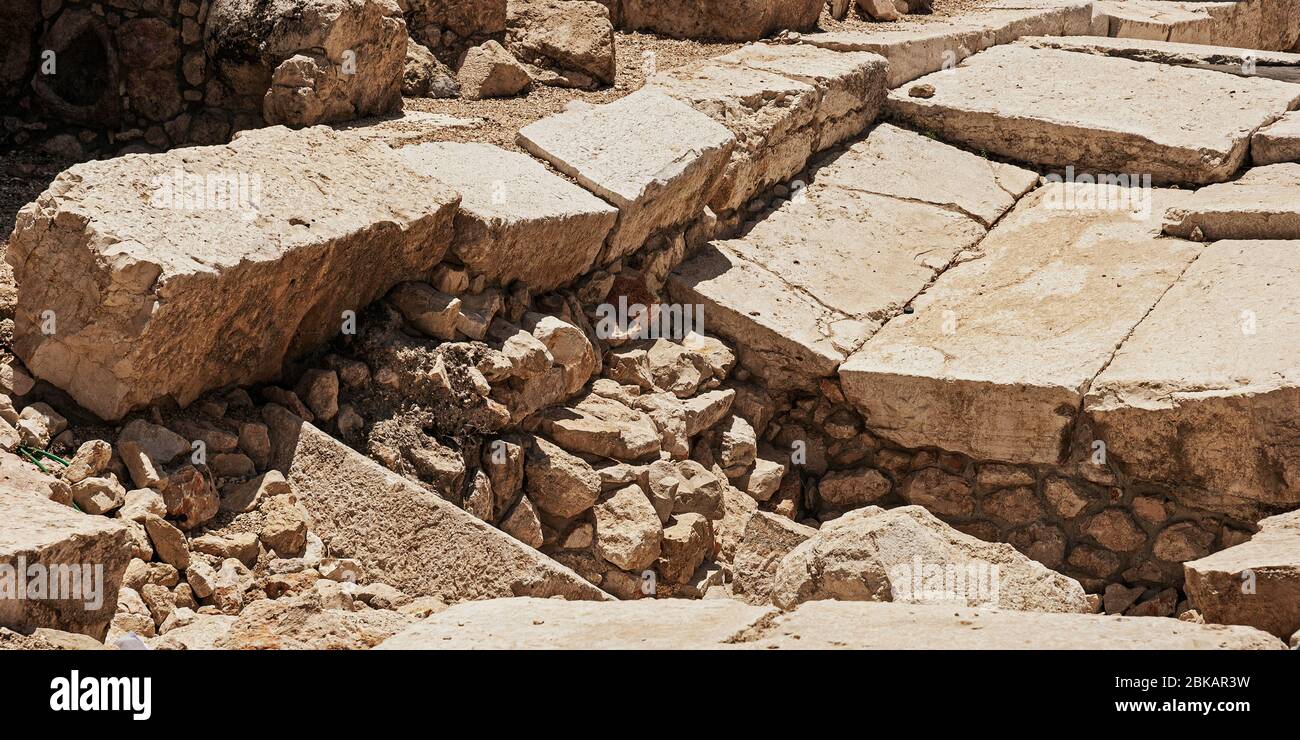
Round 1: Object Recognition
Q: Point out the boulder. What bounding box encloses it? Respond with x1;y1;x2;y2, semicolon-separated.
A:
592;484;662;571
507;0;616;87
457;40;532;99
618;0;825;41
7;126;458;420
540;393;662;462
403;39;459;98
772;506;1091;613
733;512;816;605
524;435;601;518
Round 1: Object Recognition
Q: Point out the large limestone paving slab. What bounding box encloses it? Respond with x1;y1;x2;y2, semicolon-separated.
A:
886;45;1300;186
616;0;824;42
517;89;735;264
1253;112;1300;164
737;601;1287;649
0;468;130;639
378;596;776;649
1162;163;1300;240
840;184;1203;465
668;124;1035;392
797;0;1094;87
398;142;618;291
264;408;611;603
1084;240;1300;516
648;61;822;214
1019;34;1300;82
711;44;889;150
1097;0;1300;51
6;126;459;421
1184;511;1300;639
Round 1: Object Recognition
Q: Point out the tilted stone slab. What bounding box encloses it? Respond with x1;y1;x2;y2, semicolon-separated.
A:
711;44;889;150
265;408;611;603
1097;0;1300;52
1085;239;1300;515
797;0;1094;87
398;142;618;291
1;458;130;639
840;184;1203;465
616;0;824;42
648;61;821;214
737;600;1286;649
1019;34;1300;82
1253;112;1300;164
378;596;776;649
886;45;1300;185
668;244;874;392
517;89;735;264
6;126;459;421
1162;163;1300;240
667;124;1036;391
1185;510;1300;639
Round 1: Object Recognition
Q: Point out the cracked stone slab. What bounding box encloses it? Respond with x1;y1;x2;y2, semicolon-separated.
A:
840;183;1202;465
1253;112;1300;164
667;243;874;392
1185;510;1300;639
6;125;459;420
886;45;1300;185
711;43;889;149
648;60;821;214
1;461;130;639
332;110;484;147
266;408;611;603
378;596;776;648
1085;239;1300;515
398;142;618;291
1019;34;1300;82
517;88;735;265
797;0;1093;86
1163;163;1300;240
735;600;1286;649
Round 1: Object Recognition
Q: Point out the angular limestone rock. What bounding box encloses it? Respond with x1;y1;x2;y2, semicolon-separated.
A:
841;184;1202;465
738;600;1286;649
1085;239;1300;515
771;506;1090;613
1184;511;1300;639
616;0;825;42
886;45;1300;185
378;596;776;648
399;142;618;291
733;512;816;605
1162;163;1300;240
1;478;130;639
1252;112;1300;165
267;410;609;602
517;89;735;264
7;126;458;420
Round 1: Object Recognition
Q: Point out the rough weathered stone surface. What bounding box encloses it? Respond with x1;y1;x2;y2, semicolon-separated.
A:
772;506;1090;612
1162;164;1300;240
1;479;130;639
507;0;616;87
841;184;1202;465
799;0;1094;86
617;0;825;41
541;393;661;462
738;600;1287;649
649;61;821;214
207;0;408;127
457;40;532;99
1253;112;1300;165
733;511;816;605
1096;0;1300;52
7;126;458;420
712;44;889;150
216;590;412;649
1085;239;1300;514
517;88;735;263
1185;511;1300;639
267;409;610;602
592;484;662;571
379;596;776;649
886;45;1300;185
399;142;617;291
